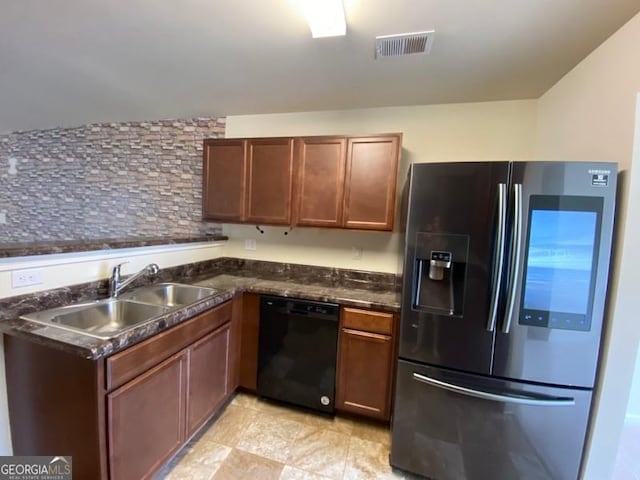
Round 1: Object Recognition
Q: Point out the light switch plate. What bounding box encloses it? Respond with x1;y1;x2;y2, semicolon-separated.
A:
245;239;257;251
12;268;44;288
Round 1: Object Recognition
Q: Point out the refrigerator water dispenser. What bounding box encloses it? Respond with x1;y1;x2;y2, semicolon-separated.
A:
413;233;468;316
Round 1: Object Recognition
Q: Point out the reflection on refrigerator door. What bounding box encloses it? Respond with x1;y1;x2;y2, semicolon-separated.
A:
391;360;592;480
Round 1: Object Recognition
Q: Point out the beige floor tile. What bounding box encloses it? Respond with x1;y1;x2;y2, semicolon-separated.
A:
162;439;231;480
343;436;404;480
256;398;355;436
212;448;284;480
201;403;258;447
302;412;354;435
231;392;261;410
235;412;313;462
286;428;351;480
256;399;316;423
157;393;402;480
279;465;334;480
351;420;391;448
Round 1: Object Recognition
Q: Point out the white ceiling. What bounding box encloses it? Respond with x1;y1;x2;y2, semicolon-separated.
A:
1;0;638;133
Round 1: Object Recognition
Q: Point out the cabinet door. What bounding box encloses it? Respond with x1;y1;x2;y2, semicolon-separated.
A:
336;328;394;421
108;351;187;480
294;137;347;227
343;135;401;230
229;294;243;391
239;293;260;391
187;323;231;437
245;138;294;224
202;139;247;221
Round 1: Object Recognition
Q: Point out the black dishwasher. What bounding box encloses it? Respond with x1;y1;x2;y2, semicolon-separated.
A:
258;295;339;413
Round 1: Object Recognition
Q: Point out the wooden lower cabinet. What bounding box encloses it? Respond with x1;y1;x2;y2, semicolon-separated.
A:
238;292;260;391
336;307;397;421
187;323;231;436
5;293;400;480
108;351;188;480
228;294;243;391
4;298;239;480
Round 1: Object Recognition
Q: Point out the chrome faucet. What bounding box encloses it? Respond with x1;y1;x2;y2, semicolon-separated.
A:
109;262;160;298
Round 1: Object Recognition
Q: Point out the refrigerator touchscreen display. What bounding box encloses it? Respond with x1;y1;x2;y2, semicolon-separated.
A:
520;195;602;331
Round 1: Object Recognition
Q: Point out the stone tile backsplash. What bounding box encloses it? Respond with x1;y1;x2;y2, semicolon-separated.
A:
0;117;225;243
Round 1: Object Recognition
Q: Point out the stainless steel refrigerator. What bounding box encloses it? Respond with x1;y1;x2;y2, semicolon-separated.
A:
390;162;617;480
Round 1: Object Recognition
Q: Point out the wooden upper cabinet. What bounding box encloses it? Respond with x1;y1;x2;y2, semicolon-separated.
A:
202;139;247;221
244;138;294;225
343;135;401;231
202;134;401;230
294;137;346;227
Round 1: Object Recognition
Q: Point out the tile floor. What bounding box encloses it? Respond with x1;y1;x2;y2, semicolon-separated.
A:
156;392;419;480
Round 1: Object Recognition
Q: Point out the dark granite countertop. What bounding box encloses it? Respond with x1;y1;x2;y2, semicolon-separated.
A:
0;235;228;258
0;289;236;360
0;262;401;360
195;275;400;312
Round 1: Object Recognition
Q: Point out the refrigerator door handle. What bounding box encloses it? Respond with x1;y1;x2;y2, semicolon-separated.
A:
412;373;575;407
502;183;523;334
414;258;424;306
487;183;508;331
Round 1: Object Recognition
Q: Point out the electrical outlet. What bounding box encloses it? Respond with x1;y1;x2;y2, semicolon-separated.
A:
245;239;257;251
12;268;44;288
352;247;363;259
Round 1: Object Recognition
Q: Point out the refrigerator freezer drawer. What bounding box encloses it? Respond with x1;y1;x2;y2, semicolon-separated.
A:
390;359;592;480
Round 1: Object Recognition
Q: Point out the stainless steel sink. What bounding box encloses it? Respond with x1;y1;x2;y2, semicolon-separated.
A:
120;283;218;308
21;299;169;339
20;283;218;339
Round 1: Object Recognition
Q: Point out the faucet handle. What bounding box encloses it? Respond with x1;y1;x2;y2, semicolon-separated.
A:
109;261;129;298
112;261;130;278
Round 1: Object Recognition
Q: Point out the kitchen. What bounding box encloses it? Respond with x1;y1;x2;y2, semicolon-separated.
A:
1;1;640;479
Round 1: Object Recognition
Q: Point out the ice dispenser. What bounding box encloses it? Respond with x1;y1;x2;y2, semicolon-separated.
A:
413;233;469;316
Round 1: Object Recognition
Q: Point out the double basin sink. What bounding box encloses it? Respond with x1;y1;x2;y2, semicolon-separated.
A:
20;283;219;339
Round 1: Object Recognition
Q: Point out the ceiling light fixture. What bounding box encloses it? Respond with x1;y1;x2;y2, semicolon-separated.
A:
300;0;346;38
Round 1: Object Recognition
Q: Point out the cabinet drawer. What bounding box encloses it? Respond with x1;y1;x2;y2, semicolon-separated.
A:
106;301;232;391
342;307;394;335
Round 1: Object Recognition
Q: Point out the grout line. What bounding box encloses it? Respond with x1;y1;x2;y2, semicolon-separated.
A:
342;432;355;480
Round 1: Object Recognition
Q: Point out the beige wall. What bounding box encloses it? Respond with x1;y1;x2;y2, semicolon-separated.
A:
536;13;640;171
225;100;538;272
533;12;640;480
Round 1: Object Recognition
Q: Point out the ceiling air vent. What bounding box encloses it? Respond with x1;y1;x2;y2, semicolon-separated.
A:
375;31;435;59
